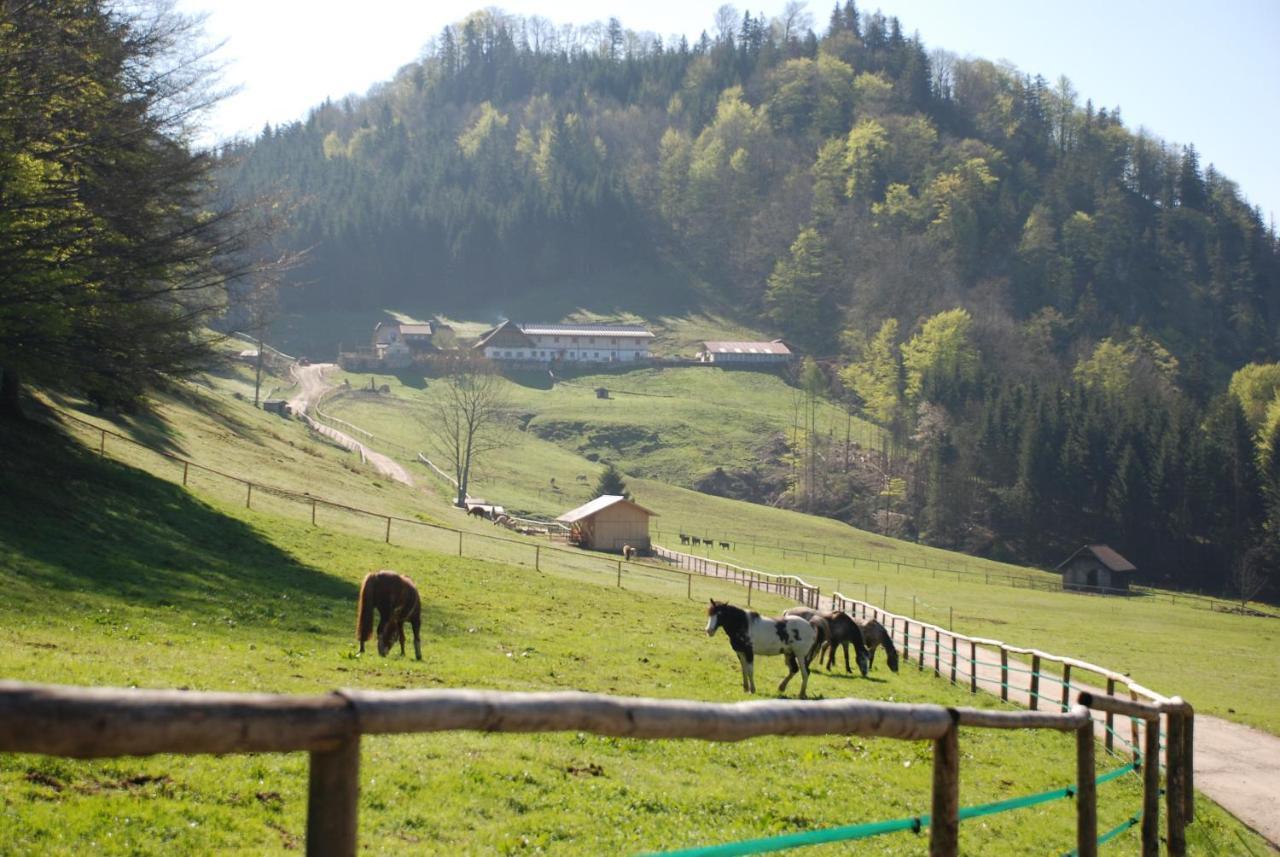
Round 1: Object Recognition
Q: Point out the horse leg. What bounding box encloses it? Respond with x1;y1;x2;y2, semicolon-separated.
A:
398;622;406;656
736;651;754;693
779;652;799;695
867;643;877;670
411;617;422;661
798;650;811;699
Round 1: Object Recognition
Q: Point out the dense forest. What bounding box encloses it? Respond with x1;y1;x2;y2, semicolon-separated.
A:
217;4;1280;598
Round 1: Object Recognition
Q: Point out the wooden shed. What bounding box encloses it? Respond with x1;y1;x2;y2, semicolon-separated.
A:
556;495;656;553
1055;544;1137;593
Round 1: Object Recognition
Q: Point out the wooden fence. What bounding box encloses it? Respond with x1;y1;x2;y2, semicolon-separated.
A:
653;545;821;608
0;680;1114;857
831;593;1195;856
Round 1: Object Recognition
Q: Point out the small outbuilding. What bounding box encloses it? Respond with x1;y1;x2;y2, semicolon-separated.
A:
1055;544;1137;593
556;495;656;553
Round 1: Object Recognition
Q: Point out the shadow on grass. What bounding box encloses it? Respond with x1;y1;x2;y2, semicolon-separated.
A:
0;416;364;633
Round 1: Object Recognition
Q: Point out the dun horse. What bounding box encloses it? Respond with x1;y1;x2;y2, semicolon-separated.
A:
356;570;423;659
706;600;818;699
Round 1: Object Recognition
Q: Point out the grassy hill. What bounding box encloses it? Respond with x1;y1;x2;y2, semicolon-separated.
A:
0;365;1270;854
322;360;1280;735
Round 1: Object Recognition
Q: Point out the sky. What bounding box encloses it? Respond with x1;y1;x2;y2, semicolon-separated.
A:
176;0;1280;223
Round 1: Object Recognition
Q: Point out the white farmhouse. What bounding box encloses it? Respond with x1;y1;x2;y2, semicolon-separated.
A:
474;321;654;363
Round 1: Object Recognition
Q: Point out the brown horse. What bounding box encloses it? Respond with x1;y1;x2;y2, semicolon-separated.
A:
856;618;899;672
356;570;422;659
786;607;870;676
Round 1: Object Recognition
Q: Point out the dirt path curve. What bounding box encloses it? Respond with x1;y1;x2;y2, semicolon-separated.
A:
818;596;1280;847
287;364;413;487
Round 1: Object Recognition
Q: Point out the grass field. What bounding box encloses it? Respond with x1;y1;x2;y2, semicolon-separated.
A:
318;362;1280;737
0;406;1267;856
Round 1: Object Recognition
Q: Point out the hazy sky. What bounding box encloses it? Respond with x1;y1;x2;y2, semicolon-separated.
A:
176;0;1280;222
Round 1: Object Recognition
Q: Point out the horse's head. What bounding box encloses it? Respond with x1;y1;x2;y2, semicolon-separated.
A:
855;648;870;678
705;599;723;636
376;617;401;657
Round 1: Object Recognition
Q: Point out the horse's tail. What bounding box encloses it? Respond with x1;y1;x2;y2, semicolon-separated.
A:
876;621;900;672
357;573;376;644
806;617;828;666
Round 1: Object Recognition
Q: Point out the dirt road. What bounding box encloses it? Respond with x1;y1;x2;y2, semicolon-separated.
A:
288;364;413;487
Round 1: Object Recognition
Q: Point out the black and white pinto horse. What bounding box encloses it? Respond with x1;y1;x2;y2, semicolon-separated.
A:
705;600;819;699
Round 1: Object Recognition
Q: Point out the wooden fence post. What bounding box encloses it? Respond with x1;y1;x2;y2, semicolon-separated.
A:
535;546;540;572
903;621;911;663
1166;701;1186;857
1141;714;1160;857
306;734;360;857
933;630;941;678
918;627;926;671
1104;678;1115;753
1129;689;1140;762
1000;647;1008;702
747;580;753;606
687;573;691;600
968;642;977;694
246;483;252;508
949;635;957;685
1061;664;1072;712
457;531;463;557
1076;721;1098;857
929;721;960;857
617;561;622;588
1183;703;1195;823
182;461;189;486
99;428;106;456
384;517;391;544
1029;655;1041;711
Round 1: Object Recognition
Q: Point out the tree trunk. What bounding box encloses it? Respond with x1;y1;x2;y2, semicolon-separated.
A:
0;367;22;420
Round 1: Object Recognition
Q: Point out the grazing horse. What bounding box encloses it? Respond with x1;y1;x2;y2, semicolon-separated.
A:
622;544;635;561
679;534;691;545
856;618;899;672
784;607;870;677
719;541;731;550
356;570;422;660
467;505;489;520
706;600;817;698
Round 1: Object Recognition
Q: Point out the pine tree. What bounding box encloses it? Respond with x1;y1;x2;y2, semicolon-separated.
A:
595;462;630;499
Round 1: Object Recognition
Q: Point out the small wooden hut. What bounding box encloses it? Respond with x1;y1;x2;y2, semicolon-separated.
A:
556;495;656;553
1055;544;1137;593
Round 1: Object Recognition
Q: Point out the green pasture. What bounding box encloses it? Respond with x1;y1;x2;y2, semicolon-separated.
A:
327;362;884;491
0;413;1265;856
318;363;1280;735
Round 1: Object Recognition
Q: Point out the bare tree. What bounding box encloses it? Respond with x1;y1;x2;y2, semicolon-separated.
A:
425;359;510;508
774;1;811;45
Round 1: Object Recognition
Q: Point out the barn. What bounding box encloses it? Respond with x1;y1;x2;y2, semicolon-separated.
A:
1055;544;1137;593
556;495;656;553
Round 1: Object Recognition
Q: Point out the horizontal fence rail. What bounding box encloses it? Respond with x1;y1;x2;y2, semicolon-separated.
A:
0;681;1110;857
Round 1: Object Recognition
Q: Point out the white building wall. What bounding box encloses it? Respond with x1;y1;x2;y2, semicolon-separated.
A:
486;335;650;363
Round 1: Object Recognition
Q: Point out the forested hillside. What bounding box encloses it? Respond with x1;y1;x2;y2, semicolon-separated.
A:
217;4;1280;597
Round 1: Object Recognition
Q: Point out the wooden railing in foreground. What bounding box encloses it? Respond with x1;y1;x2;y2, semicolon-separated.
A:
832;593;1196;856
1;680;1106;857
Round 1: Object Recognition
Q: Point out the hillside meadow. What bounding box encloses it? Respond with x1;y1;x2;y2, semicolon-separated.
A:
6;414;1267;855
320;362;1280;735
